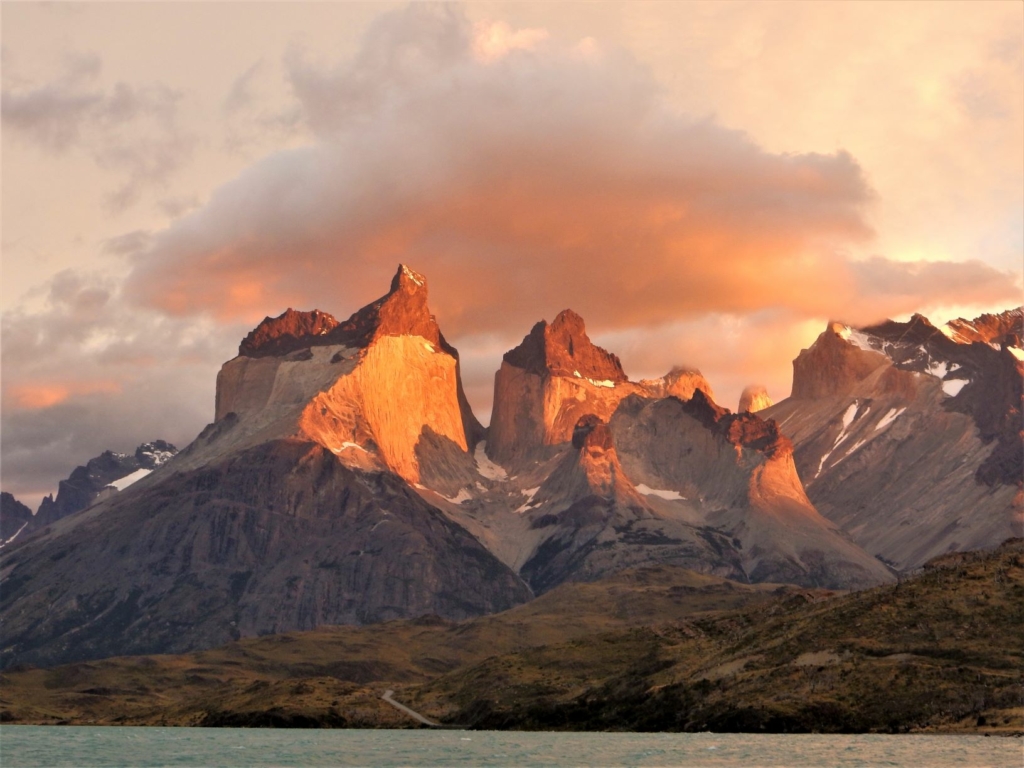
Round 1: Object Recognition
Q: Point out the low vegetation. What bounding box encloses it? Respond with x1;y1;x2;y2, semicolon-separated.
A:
2;541;1021;734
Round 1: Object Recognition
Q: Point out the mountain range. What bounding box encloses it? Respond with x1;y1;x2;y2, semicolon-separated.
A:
1;265;1020;669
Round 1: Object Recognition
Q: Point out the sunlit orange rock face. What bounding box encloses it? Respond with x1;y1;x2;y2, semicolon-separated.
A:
790;322;889;399
738;385;773;413
943;307;1022;346
214;265;478;484
487;310;715;464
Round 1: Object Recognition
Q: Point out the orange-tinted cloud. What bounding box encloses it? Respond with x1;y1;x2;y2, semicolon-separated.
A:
120;5;1017;339
6;380;121;410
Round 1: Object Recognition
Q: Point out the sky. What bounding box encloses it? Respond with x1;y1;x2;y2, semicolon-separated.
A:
2;1;1022;509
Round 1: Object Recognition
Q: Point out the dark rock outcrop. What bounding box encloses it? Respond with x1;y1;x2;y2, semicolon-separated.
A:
943;307;1022;346
33;441;177;530
239;309;340;358
503;310;628;382
0;492;33;545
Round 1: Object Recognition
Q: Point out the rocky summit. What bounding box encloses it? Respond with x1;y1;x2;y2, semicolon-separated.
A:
765;309;1023;569
0;266;1017;670
1;441;178;548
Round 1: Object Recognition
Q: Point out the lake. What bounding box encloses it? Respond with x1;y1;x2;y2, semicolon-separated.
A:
0;726;1019;767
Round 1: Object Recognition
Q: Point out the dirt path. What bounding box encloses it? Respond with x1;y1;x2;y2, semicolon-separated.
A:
381;689;441;727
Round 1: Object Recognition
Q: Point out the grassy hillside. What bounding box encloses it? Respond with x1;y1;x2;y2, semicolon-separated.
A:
2;542;1020;733
410;540;1024;733
0;566;783;726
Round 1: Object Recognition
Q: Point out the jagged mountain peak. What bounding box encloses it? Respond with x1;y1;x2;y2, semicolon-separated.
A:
739;385;774;413
679;389;791;459
340;262;440;348
943;306;1023;346
239;308;340;358
391;263;428;293
213;264;478;485
236;265;442;361
503;309;627;382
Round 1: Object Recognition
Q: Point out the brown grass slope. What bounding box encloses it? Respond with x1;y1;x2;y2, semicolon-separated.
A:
0;566;782;727
409;539;1024;734
3;542;1018;733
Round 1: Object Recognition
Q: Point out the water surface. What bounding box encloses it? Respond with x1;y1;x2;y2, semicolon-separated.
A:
1;726;1019;767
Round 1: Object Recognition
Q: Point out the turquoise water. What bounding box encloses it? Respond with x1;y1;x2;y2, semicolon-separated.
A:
0;726;1019;767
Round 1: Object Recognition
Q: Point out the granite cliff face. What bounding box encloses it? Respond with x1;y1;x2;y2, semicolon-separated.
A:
765;309;1023;569
211;265;482;486
0;266;527;669
5;266;1012;670
475;310;892;592
488;311;713;466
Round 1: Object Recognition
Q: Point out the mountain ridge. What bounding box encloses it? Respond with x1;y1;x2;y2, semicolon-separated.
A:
1;266;1017;670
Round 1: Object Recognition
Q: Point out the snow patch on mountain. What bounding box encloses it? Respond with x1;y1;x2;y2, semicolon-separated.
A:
109;468;152;490
443;489;473;504
474;442;507;480
942;379;968;397
636;484;685;500
514;486;541;513
815;401;862;479
837;325;877;352
2;521;29;548
332;442;369;454
875;407;906;431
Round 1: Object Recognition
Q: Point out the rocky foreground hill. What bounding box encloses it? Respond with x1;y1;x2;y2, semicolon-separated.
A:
0;265;1019;669
2;539;1020;734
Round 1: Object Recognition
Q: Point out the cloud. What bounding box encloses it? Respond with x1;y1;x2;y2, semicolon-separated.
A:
472;20;549;62
3;4;1020;508
223;60;265;114
6;380;122;410
119;4;1017;338
1;54;195;209
0;270;241;507
848;257;1022;322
